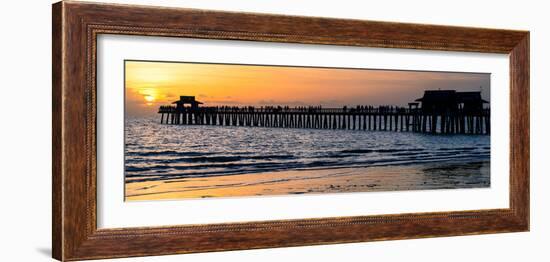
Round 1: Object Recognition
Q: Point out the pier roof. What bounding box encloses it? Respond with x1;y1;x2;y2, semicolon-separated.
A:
415;90;456;102
415;90;488;103
172;96;203;105
456;92;489;103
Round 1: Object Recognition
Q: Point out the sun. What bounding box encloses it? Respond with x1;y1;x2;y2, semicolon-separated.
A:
144;95;155;106
138;88;157;106
144;95;155;102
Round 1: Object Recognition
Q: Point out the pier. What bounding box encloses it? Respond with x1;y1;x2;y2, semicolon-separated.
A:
158;92;490;135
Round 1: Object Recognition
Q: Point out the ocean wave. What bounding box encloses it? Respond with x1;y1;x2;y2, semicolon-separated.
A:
126;150;218;157
438;147;477;151
125;152;490;182
340;148;425;154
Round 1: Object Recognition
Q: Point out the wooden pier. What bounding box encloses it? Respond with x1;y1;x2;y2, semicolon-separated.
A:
158;105;490;135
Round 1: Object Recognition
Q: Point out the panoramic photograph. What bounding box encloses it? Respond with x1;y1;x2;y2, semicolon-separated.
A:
124;60;491;201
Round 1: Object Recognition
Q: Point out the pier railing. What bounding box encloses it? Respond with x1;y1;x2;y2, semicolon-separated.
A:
158;105;490;135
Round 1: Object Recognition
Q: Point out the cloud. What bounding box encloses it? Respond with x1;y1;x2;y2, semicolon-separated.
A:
204;100;242;105
258;99;306;106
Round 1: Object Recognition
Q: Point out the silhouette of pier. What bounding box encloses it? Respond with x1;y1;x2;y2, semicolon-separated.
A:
158;92;490;135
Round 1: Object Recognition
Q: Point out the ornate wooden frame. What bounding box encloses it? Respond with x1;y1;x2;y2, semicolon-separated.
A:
52;1;530;261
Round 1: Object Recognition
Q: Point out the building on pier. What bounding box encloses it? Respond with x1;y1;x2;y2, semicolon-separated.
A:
456;92;489;114
415;90;488;114
173;96;203;112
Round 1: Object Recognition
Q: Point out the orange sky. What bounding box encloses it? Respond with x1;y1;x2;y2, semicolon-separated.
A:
125;60;490;117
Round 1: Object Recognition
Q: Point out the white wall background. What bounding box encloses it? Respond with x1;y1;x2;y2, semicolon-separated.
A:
0;0;546;261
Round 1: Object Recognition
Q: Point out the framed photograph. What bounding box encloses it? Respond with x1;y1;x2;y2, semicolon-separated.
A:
52;1;529;261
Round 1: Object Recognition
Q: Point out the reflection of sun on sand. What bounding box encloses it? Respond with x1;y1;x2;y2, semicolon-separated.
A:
125;161;489;201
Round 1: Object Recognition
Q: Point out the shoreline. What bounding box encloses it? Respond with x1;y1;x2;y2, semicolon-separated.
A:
125;160;490;201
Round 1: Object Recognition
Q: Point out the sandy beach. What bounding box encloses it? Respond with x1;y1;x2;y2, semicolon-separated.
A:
125;160;489;201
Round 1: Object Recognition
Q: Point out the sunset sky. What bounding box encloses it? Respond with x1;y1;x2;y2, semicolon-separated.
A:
125;60;490;117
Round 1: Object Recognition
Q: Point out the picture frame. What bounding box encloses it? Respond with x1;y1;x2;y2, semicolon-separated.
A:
52;1;529;261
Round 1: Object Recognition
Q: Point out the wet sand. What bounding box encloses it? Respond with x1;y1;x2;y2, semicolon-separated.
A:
125;160;489;201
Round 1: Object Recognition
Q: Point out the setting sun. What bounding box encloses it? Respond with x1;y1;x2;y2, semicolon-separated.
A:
144;95;155;102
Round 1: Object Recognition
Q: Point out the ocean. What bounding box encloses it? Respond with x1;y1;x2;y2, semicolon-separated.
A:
125;117;490;194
